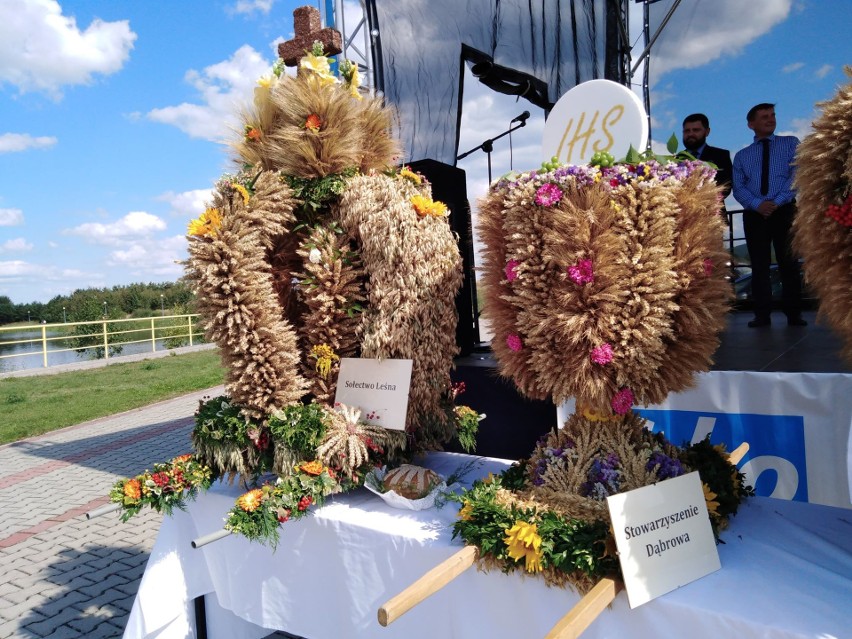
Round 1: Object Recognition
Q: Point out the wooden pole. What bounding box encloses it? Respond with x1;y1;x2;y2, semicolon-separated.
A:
378;545;477;627
544;577;623;639
728;442;749;465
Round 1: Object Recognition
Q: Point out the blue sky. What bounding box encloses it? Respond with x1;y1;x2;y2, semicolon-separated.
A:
1;0;850;304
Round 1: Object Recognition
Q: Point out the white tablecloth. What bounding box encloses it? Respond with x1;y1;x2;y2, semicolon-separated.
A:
124;453;852;639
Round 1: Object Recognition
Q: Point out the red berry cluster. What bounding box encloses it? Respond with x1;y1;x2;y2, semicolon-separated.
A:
825;194;852;227
278;508;291;523
297;496;313;512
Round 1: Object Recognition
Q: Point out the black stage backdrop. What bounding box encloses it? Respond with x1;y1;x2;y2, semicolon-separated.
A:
367;0;623;165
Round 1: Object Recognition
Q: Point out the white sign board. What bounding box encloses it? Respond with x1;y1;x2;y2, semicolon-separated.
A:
542;79;648;165
607;471;720;608
333;358;413;431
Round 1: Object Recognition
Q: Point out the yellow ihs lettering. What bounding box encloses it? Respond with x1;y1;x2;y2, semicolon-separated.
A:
593;104;624;153
556;110;600;162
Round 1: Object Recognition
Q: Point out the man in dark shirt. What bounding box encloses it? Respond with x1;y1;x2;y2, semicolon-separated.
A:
682;113;733;203
732;103;805;328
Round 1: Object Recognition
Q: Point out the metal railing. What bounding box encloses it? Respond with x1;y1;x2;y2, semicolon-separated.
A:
0;314;203;370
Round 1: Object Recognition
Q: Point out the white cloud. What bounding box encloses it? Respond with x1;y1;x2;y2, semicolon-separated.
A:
0;133;57;153
782;62;804;73
157;189;212;217
815;64;832;79
778;117;813;140
146;45;270;142
0;208;23;226
0;0;136;97
0;238;33;252
64;211;167;245
231;0;277;15
107;235;187;277
640;0;793;80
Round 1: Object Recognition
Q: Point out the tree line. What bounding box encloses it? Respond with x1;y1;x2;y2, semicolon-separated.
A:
0;282;195;325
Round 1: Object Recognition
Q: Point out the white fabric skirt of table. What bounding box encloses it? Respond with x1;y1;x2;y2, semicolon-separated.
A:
123;452;852;639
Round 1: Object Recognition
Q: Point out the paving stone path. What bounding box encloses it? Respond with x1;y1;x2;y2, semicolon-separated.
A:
0;385;224;639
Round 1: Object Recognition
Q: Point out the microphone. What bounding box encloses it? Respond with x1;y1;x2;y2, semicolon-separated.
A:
510;110;531;124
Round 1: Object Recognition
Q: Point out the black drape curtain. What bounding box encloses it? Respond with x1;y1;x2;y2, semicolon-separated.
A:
367;0;622;165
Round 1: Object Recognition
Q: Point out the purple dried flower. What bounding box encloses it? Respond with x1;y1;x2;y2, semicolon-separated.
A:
611;387;634;415
505;259;520;281
506;333;523;352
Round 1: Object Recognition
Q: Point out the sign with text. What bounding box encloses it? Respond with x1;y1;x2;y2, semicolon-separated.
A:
334;358;413;431
542;79;648;165
607;471;720;608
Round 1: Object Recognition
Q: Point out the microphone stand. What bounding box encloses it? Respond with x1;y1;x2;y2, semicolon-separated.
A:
456;119;527;183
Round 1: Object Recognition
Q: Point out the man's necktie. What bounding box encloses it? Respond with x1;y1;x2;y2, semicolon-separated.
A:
760;138;770;196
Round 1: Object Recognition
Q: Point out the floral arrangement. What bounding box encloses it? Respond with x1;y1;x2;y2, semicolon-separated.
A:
451;413;752;592
793;67;852;361
224;461;342;549
109;454;213;522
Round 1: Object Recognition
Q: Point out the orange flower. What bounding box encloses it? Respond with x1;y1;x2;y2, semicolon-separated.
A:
173;454;192;464
298;460;325;476
123;478;141;500
305;113;322;132
244;125;261;141
237;488;264;512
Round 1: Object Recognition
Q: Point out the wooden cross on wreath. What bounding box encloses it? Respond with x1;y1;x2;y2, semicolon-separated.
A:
278;5;343;67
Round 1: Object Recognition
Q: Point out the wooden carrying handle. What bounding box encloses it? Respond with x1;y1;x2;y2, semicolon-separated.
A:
378;545;477;627
545;577;624;639
728;442;749;465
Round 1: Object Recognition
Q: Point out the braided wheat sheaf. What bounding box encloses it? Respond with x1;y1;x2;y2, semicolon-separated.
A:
185;172;308;418
334;174;464;449
479;170;730;412
793;68;852;362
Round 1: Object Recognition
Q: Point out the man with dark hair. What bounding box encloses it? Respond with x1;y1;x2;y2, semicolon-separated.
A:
732;103;805;328
682;113;732;200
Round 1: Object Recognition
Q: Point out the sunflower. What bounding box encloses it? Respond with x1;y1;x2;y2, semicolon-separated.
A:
702;482;720;517
187;208;222;238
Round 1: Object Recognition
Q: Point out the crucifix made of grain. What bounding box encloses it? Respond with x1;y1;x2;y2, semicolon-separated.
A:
278;5;343;67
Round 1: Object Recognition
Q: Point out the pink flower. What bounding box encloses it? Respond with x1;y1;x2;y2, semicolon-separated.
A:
506;334;523;352
703;258;714;276
505;259;520;281
567;259;595;285
534;183;563;207
611;388;634;415
590;343;613;365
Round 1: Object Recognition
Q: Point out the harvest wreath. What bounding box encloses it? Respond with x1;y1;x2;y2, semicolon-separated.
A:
103;37;483;543
421;144;751;596
793;67;852;361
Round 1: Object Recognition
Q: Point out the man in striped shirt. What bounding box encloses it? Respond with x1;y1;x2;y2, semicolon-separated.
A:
732;103;806;328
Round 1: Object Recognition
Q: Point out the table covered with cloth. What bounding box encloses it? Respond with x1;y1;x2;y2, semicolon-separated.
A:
123;452;852;639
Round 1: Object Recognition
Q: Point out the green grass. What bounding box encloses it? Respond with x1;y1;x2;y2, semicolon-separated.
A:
0;350;226;445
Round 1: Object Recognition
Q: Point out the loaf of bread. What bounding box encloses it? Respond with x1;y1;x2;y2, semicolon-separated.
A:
382;464;442;499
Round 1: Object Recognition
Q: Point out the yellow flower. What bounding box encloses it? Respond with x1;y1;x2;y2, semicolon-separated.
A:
257;75;272;88
237;488;264;513
399;167;422;185
410;195;449;218
481;473;497;485
310;343;339;379
188;208;222;238
232;183;250;205
348;65;362;100
577;402;616;422
300;53;336;86
702;482;720;517
504;520;543;573
457;501;474;522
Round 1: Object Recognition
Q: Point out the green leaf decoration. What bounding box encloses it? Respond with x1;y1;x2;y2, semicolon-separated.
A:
667;133;679;155
625;144;641;164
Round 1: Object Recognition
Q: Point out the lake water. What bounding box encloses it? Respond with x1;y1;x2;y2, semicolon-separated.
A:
0;329;172;373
